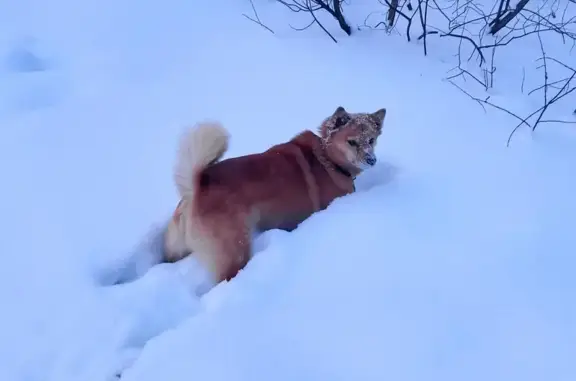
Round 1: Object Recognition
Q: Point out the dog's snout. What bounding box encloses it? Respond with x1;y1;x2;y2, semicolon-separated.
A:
365;155;377;166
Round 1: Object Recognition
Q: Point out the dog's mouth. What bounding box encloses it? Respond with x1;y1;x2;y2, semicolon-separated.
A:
357;162;373;170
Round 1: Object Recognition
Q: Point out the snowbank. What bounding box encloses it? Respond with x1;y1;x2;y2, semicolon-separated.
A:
0;0;574;380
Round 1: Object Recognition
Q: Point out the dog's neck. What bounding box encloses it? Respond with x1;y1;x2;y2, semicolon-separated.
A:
316;140;357;193
319;137;359;180
331;161;354;179
290;131;357;193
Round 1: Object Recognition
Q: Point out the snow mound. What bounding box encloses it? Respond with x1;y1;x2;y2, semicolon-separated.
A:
0;0;575;380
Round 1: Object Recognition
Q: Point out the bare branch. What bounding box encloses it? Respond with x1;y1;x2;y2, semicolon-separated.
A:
489;0;531;34
382;0;415;41
307;0;339;43
419;30;486;64
417;0;431;56
387;0;399;27
242;0;275;34
271;0;576;145
276;0;352;37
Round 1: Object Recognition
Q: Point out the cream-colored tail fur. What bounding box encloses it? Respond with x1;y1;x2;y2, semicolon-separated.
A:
173;121;230;199
165;121;230;263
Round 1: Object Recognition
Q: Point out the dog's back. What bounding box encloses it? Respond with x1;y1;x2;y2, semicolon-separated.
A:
195;130;353;232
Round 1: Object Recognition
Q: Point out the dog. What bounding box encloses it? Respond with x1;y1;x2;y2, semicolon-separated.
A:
163;106;386;286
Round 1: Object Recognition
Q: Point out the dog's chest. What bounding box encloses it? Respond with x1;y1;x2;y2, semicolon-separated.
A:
318;178;353;210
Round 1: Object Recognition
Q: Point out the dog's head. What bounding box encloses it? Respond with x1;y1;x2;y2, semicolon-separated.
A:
319;106;386;174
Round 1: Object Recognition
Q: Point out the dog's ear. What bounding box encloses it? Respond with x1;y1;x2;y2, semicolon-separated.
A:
370;108;386;129
331;106;350;130
319;106;351;139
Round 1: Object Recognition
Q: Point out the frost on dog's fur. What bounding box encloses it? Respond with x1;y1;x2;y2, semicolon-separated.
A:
319;106;386;142
319;106;386;172
164;106;387;291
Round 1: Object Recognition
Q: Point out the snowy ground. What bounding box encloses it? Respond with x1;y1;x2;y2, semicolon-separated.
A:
1;0;575;380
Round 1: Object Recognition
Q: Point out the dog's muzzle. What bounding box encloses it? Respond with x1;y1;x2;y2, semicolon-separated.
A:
365;154;377;166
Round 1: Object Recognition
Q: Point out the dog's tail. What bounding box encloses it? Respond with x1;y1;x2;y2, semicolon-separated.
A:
173;121;229;199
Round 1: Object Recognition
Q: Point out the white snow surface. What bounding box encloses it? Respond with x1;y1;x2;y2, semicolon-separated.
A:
1;0;575;380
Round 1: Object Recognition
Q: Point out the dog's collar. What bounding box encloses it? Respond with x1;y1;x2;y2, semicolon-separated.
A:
332;162;354;179
317;140;356;185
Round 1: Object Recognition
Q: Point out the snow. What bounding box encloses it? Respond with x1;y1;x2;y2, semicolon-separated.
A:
1;0;575;380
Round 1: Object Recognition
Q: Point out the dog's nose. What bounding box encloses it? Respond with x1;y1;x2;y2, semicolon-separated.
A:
365;155;377;166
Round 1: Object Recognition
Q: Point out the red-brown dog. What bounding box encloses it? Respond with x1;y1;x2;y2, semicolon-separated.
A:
164;106;386;285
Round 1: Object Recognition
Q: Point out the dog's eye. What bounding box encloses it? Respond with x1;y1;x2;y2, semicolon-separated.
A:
347;140;358;147
368;138;375;145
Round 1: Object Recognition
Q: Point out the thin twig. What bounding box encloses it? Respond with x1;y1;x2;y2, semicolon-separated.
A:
242;0;275;34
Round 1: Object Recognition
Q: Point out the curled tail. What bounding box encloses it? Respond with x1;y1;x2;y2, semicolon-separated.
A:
165;121;229;263
173;121;230;199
